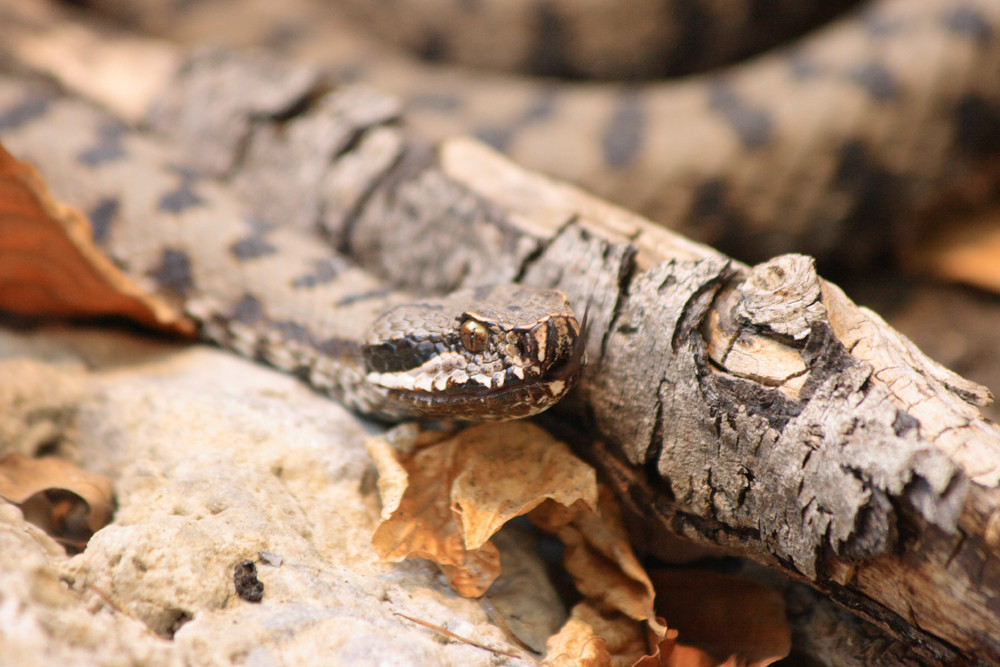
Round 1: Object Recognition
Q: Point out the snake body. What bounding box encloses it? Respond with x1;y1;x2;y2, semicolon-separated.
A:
57;0;1000;263
318;0;1000;264
0;80;585;422
4;0;1000;420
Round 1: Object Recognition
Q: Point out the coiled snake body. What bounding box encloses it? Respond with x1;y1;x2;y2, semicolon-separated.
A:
324;0;1000;264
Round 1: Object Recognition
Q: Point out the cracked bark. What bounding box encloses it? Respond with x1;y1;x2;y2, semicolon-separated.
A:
2;15;1000;665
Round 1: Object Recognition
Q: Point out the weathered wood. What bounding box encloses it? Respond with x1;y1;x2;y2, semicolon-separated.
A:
3;12;1000;664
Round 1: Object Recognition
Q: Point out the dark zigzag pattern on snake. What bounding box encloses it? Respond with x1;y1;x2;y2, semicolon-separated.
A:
324;0;1000;266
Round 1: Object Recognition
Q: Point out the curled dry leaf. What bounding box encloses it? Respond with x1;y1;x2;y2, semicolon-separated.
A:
543;602;658;667
0;452;114;551
632;620;679;667
368;421;598;597
650;569;790;667
0;141;195;334
531;484;663;635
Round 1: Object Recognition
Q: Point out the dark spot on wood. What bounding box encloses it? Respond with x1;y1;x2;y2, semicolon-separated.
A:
799;324;857;401
150;248;194;297
851;63;898;102
953;94;1000;160
892;409;920;437
0;92;53;130
506;304;522;311
706;374;803;432
291;258;346;288
232;294;264;325
88;197;119;243
942;5;993;43
77;120;127;166
707;82;773;149
233;560;263;603
474;284;494;301
602;88;645;168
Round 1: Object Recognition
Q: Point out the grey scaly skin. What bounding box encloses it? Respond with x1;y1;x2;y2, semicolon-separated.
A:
0;78;585;422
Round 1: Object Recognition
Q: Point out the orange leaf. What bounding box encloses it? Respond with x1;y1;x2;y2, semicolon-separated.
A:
543;603;653;667
369;422;598;597
651;569;790;667
531;484;662;634
902;205;1000;293
0;452;114;551
0;141;194;334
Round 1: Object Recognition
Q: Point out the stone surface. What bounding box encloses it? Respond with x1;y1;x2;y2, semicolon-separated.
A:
0;326;554;665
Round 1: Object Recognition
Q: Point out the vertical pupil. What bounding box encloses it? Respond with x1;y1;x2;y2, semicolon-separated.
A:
461;320;486;352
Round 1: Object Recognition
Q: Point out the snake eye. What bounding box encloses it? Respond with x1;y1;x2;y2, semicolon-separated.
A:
459;319;489;353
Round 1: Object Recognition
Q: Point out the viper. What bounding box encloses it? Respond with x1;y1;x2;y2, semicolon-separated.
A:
0;78;586;423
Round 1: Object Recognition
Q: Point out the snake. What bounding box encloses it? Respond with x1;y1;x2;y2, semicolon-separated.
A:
301;0;1000;265
4;0;1000;420
0;78;586;423
37;0;1000;267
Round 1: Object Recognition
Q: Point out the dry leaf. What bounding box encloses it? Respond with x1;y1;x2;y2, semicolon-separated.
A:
369;421;598;597
0;452;114;551
631;619;678;667
0;141;194;334
902;205;1000;293
531;484;662;634
650;569;790;667
543;603;655;667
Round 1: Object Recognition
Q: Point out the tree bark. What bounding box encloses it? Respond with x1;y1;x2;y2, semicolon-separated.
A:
2;9;1000;663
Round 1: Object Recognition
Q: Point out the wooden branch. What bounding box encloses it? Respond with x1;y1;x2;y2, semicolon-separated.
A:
2;13;1000;663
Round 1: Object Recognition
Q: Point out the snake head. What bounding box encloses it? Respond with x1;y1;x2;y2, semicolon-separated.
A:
362;284;586;421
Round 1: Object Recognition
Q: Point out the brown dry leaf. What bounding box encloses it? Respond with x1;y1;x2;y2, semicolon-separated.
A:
543;602;655;667
0;452;114;551
531;483;662;634
369;421;598;597
632;619;679;667
0;141;195;334
650;569;790;667
902;205;1000;293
